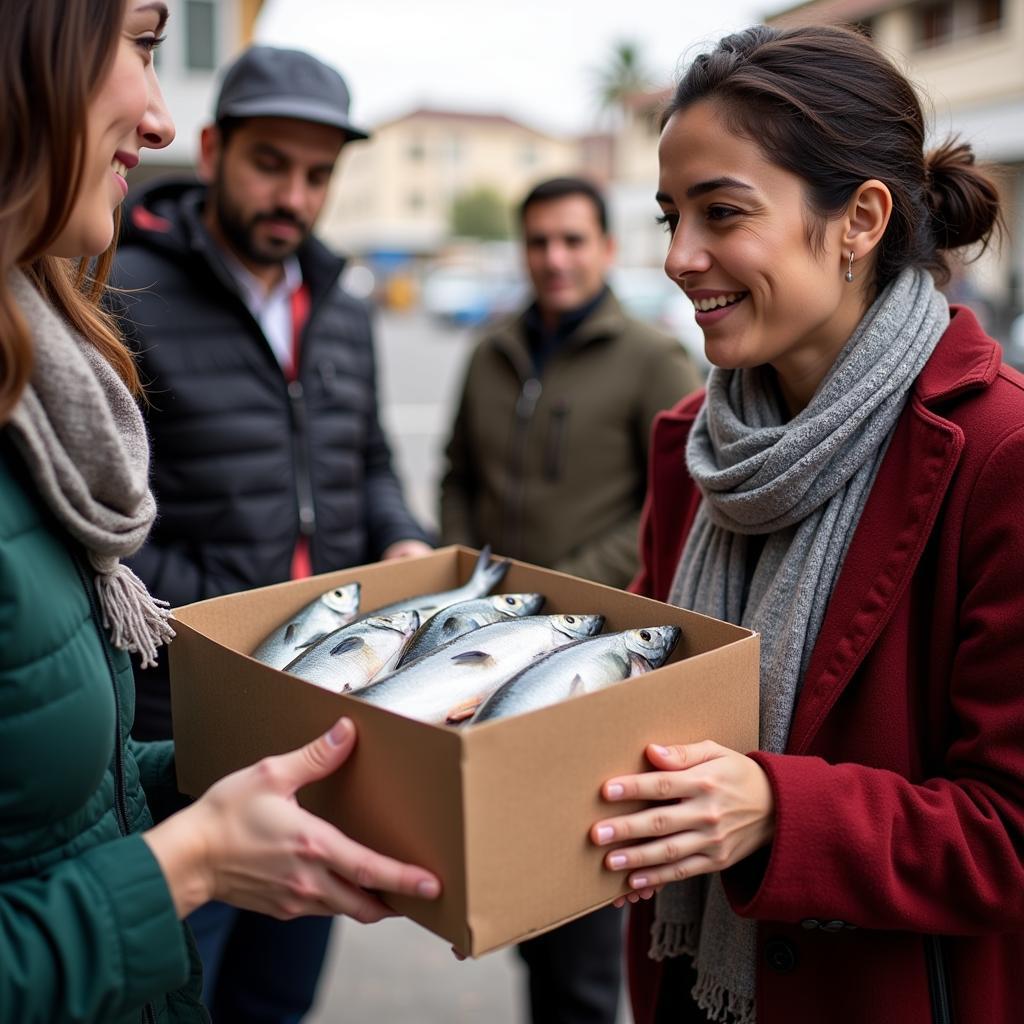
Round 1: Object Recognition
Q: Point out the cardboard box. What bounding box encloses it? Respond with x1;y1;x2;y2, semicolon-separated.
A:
169;546;758;956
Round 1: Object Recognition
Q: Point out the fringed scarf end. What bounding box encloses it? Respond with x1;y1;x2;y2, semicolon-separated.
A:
91;559;175;669
648;918;700;962
691;968;756;1024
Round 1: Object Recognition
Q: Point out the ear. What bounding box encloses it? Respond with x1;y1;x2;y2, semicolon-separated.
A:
197;125;222;185
842;179;892;265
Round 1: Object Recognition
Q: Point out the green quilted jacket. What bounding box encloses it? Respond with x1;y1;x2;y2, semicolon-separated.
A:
0;437;206;1023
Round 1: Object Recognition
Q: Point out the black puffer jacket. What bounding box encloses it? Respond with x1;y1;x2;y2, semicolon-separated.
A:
113;179;428;737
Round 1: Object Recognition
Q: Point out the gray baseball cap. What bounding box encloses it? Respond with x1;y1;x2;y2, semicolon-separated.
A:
214;45;370;141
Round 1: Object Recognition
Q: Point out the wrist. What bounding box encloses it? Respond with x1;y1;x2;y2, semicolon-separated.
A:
143;803;216;919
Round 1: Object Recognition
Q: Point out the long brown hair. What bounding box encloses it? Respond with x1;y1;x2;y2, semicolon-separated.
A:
0;0;140;424
664;25;1002;294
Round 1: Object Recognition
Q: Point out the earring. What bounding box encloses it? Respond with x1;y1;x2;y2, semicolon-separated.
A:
845;250;855;283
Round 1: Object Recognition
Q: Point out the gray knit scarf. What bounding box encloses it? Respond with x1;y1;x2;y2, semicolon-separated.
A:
5;269;173;668
655;268;949;1023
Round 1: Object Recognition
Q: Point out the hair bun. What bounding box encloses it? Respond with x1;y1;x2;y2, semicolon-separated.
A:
925;139;1001;252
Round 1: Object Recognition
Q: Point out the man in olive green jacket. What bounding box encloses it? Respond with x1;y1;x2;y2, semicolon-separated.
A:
439;177;701;1023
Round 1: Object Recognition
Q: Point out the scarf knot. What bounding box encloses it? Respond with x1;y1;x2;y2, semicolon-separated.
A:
654;267;950;1024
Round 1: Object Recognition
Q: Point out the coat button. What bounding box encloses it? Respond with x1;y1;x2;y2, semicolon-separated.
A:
800;918;820;930
821;920;846;933
764;937;798;974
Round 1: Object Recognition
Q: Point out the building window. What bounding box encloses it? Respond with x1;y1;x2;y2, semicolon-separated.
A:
407;192;425;213
917;0;1004;48
407;140;426;161
976;0;1003;30
918;0;954;47
521;144;538;167
186;0;216;71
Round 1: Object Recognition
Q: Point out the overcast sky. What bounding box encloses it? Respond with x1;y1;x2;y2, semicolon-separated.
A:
256;0;769;136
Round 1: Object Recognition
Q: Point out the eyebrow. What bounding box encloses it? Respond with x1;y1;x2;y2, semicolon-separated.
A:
656;177;757;204
135;2;170;32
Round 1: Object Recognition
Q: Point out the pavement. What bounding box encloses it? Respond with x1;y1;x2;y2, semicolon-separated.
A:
305;309;631;1023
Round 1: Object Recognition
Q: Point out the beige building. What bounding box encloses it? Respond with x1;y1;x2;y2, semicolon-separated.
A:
319;108;582;256
767;0;1024;335
138;0;265;177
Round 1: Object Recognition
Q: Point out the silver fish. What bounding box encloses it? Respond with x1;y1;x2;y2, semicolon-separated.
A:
353;613;604;724
367;544;508;621
283;611;420;693
471;625;682;724
395;592;546;668
251;583;361;670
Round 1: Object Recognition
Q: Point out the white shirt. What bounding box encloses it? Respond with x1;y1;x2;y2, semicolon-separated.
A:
221;250;303;373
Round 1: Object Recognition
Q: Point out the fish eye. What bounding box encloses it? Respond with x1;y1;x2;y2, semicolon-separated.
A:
565;615;576;623
505;596;516;605
640;630;652;641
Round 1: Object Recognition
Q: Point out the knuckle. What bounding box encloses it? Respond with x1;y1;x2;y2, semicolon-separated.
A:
655;775;675;799
672;861;689;882
698;776;716;796
662;838;681;862
254;756;280;785
703;806;723;828
650;813;672;836
351;899;379;924
353;857;378;891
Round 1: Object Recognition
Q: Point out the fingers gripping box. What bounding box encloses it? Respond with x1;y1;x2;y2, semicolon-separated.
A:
169;546;759;956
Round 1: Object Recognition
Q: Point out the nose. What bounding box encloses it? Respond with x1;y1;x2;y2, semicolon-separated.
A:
664;221;711;285
138;70;174;151
278;170;308;213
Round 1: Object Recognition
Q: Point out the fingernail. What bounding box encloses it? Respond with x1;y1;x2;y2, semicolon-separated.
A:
651;744;670;757
631;875;649;889
326;718;352;747
606;783;624;799
596;825;614;843
608;853;628;869
417;879;440;898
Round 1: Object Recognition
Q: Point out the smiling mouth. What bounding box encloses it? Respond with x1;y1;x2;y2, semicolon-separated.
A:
691;291;748;312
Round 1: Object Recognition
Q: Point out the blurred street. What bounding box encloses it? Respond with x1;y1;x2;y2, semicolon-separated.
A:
306;309;631;1023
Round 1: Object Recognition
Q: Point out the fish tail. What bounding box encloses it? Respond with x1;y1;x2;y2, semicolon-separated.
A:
471;544;509;594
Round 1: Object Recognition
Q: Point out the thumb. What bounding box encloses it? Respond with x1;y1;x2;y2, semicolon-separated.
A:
269;716;356;795
646;739;723;770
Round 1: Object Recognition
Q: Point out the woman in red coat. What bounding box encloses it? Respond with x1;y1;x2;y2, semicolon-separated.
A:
588;24;1021;1024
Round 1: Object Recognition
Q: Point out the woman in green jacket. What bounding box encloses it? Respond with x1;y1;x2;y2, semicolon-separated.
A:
0;4;441;1022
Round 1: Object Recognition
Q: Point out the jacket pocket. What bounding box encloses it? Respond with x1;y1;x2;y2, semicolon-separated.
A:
543;401;570;482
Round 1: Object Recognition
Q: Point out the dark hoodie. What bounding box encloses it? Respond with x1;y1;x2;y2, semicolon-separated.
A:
112;178;428;739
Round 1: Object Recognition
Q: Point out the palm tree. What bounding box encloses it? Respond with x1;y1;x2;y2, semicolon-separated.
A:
593;40;653;127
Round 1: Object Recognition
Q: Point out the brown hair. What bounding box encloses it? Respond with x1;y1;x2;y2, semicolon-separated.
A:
663;24;1002;293
0;0;140;424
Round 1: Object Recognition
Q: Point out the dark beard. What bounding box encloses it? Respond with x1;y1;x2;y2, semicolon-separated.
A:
214;188;310;266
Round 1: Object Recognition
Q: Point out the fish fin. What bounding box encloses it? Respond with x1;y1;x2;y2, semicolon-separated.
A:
446;696;484;723
450;650;495;666
330;636;365;657
568;673;587;696
628;652;655;676
283;623;298;644
441;615;469;637
294;631;328;651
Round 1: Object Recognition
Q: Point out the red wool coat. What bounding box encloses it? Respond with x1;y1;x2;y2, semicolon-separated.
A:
627;307;1024;1024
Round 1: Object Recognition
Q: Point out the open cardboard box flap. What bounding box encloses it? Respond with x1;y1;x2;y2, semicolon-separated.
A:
170;546;759;955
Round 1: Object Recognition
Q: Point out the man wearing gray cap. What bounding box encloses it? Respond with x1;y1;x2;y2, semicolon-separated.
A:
112;47;431;1022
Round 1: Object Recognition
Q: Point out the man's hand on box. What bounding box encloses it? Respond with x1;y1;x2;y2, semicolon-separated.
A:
382;539;433;560
590;740;775;896
143;717;441;922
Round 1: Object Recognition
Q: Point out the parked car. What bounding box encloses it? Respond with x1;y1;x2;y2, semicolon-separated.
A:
610;266;709;373
421;265;525;327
